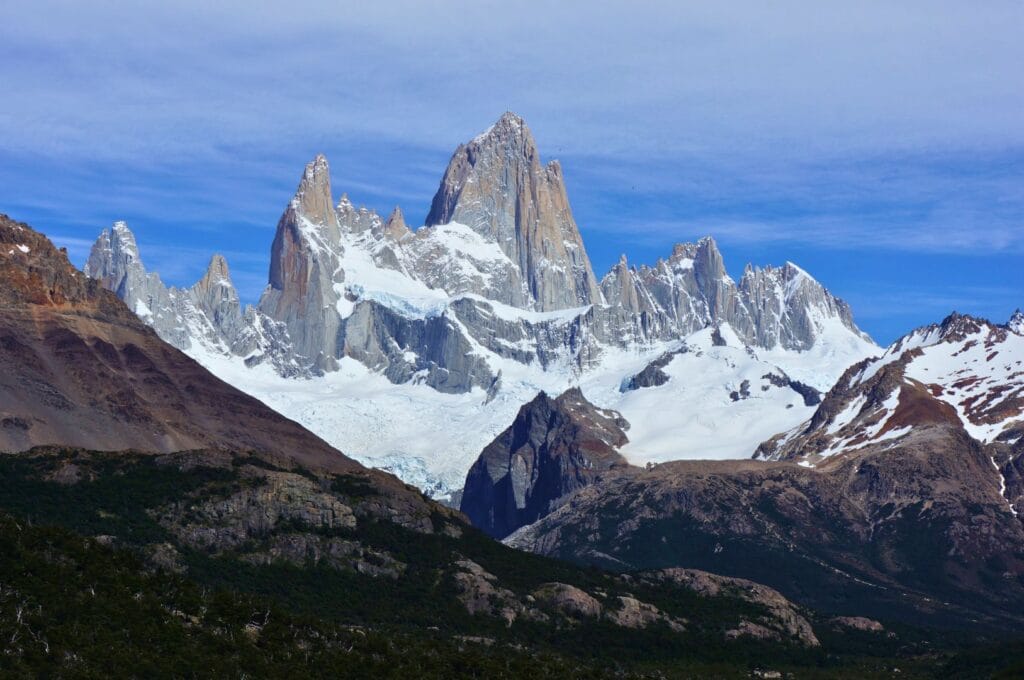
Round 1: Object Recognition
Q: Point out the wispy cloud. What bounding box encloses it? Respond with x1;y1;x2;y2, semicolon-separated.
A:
586;214;1024;256
567;147;1024;259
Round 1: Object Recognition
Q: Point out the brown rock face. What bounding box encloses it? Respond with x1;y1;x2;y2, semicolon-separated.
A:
426;112;602;311
460;387;632;538
383;206;412;241
1;215;130;313
0;214;357;475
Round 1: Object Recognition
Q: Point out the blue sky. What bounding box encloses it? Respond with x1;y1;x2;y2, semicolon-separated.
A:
1;1;1021;344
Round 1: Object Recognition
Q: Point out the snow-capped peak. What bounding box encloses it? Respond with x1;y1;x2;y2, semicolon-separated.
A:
761;311;1024;464
1008;309;1023;335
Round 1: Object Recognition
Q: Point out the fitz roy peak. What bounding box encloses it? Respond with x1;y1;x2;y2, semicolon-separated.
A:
425;112;602;311
85;112;878;498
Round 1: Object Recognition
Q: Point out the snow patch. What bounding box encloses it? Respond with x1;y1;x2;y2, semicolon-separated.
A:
993;456;1018;517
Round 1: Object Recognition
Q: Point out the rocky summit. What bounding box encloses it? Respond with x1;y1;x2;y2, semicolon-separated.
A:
425;112;603;312
460;388;632;538
84;112;878;498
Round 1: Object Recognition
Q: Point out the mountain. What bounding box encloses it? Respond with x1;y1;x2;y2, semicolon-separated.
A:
756;311;1024;464
84;112;878;498
84;222;298;375
504;313;1024;630
601;242;869;353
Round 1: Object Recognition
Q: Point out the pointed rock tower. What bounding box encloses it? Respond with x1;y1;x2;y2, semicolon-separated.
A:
383;206;411;241
260;154;345;371
191;254;244;338
426;112;603;311
84;221;193;348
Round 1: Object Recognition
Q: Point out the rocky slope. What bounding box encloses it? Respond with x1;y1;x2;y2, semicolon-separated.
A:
508;428;1024;629
459;356;825;540
1;214;355;473
461;388;632;538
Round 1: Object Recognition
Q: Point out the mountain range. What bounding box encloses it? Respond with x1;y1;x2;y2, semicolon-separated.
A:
84;112;878;499
79;112;1024;632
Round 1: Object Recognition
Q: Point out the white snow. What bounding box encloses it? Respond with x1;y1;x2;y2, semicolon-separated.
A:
815;387;904;458
16;244;29;254
176;316;875;500
459;294;590;325
185;343;547;499
993;456;1017;516
827;396;867;436
786;319;1024;464
583;331;824;463
331;235;448;320
763;314;879;392
420;222;512;267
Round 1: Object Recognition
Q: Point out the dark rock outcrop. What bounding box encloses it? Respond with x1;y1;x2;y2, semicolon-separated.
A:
621;347;686;391
761;372;822;406
460;388;632;538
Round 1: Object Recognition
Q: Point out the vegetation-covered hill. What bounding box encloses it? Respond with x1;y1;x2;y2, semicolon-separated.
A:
0;447;1020;678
